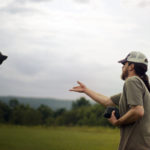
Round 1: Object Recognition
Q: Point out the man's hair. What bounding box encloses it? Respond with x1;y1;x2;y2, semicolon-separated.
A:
128;62;150;92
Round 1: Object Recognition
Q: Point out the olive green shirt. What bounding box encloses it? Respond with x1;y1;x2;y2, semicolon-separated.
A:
111;76;150;150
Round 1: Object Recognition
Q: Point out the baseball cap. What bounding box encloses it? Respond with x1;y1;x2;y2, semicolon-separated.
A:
118;51;148;66
0;52;8;65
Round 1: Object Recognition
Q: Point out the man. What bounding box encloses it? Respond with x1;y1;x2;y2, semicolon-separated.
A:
70;51;150;150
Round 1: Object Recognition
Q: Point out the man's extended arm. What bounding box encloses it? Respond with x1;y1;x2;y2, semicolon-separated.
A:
84;88;115;107
69;81;115;107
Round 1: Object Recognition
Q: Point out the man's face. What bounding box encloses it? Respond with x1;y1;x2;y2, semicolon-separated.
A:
121;62;129;80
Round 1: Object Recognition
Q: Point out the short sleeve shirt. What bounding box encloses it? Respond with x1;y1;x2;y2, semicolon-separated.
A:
110;76;150;150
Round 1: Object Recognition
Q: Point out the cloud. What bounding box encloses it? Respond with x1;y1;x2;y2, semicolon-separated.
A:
137;0;150;7
0;55;122;99
30;0;52;2
15;0;52;3
74;0;90;3
0;0;52;14
0;1;37;14
122;0;150;7
1;0;150;99
0;6;36;14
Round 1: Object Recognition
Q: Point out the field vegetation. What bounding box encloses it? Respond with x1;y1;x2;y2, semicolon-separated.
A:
0;97;120;150
0;125;120;150
0;97;113;127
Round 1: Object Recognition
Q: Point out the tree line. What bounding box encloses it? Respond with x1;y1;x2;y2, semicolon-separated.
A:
0;97;112;127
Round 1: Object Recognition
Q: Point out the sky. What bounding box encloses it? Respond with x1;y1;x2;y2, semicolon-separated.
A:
0;0;150;101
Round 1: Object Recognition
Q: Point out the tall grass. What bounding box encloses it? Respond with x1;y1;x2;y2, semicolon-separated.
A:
0;125;120;150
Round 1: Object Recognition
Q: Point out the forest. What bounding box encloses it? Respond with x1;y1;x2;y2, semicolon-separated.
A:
0;97;113;127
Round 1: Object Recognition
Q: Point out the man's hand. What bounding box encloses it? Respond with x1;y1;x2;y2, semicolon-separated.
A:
69;81;87;93
108;111;119;126
69;81;115;107
108;106;144;126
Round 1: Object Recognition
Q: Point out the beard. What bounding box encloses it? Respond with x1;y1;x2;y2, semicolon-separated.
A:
121;68;129;80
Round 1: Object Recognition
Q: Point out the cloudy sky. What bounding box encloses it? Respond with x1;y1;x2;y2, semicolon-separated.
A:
0;0;150;100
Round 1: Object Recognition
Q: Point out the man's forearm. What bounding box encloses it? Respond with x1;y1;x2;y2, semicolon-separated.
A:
116;106;144;126
84;88;115;107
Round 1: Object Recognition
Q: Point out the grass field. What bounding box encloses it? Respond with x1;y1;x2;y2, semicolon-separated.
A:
0;125;120;150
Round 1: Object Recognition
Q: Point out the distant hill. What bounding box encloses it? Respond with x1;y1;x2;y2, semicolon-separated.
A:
0;96;74;110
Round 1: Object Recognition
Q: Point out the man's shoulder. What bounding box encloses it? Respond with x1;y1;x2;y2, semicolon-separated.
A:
126;76;141;83
124;76;144;88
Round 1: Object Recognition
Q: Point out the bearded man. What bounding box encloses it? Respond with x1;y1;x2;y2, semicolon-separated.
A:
70;51;150;150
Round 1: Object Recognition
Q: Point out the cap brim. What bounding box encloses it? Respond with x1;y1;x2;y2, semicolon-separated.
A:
118;59;127;65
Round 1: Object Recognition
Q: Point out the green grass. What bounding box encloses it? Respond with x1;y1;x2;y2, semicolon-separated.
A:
0;125;120;150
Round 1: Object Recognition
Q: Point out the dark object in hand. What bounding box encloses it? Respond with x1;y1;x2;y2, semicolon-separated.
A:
104;107;120;119
0;52;8;65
